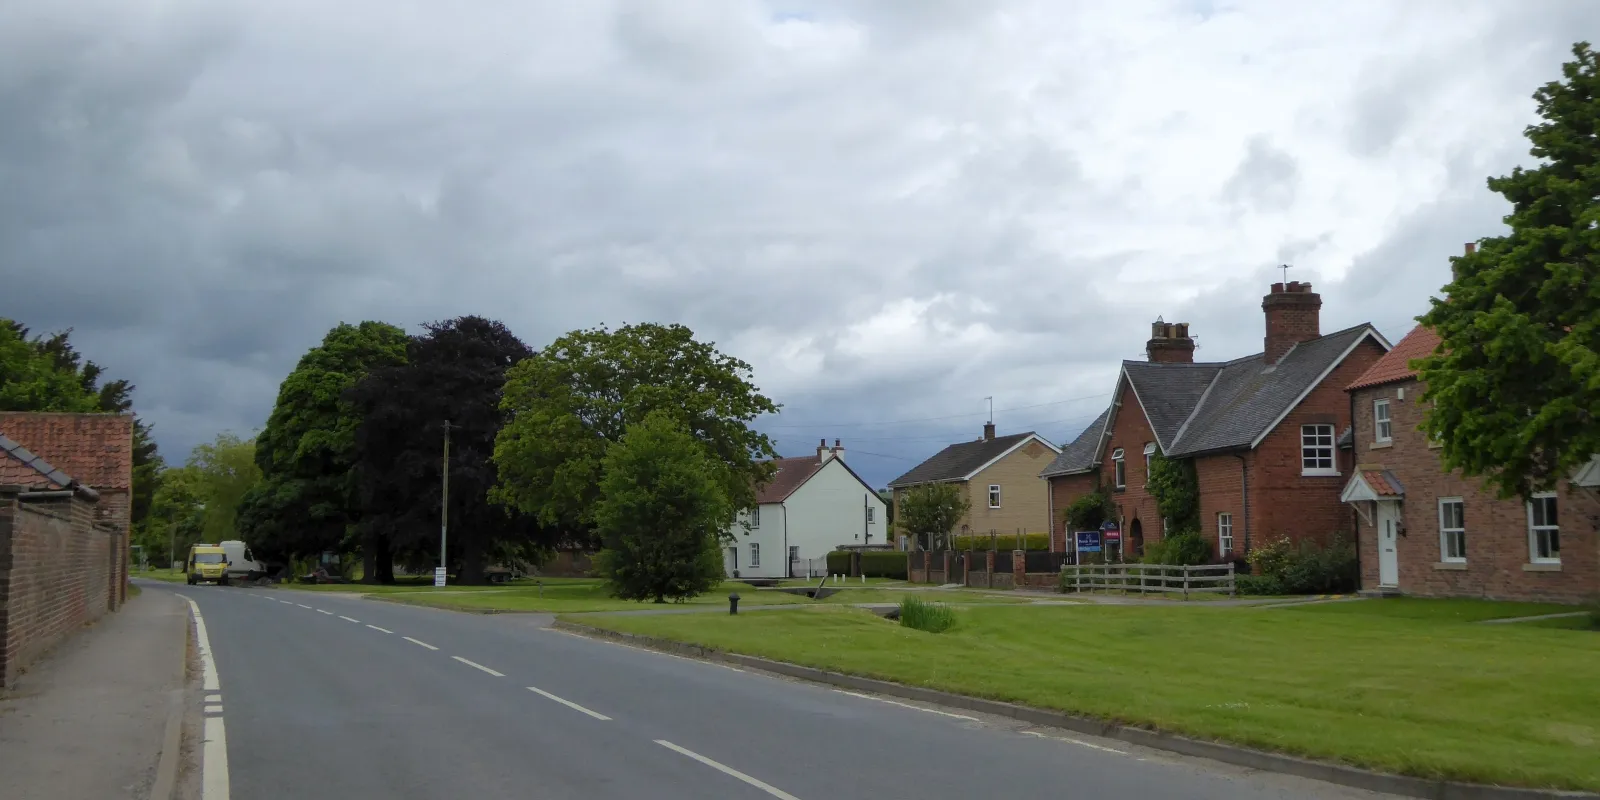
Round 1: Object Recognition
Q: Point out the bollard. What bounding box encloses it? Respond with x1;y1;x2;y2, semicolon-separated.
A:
728;593;741;615
861;574;865;585
537;579;543;599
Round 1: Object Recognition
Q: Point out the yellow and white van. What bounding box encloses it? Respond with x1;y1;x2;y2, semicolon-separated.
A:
187;544;229;586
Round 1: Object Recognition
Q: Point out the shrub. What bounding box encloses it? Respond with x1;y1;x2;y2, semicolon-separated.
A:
1140;530;1209;565
1063;488;1116;532
861;551;908;579
951;533;1049;551
898;596;956;633
825;551;852;575
1236;574;1285;595
1245;534;1359;594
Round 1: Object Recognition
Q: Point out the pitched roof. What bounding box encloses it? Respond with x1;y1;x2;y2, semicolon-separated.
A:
0;433;75;489
0;412;133;490
1039;324;1389;477
888;432;1057;488
754;455;826;504
1040;407;1111;477
1348;324;1441;391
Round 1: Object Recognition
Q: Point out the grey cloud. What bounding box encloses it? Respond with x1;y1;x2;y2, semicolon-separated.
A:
1222;137;1298;210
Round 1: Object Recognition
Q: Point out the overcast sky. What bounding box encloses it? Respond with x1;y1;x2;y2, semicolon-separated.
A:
1;1;1592;488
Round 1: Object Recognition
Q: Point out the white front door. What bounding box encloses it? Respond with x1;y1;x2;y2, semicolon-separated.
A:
1376;502;1400;587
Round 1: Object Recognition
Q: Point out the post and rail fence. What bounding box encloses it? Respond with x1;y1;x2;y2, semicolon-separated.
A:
1060;563;1236;599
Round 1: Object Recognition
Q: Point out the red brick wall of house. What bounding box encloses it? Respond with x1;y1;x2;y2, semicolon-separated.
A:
1245;337;1386;550
0;492;119;687
1102;380;1162;557
1048;473;1099;551
1350;379;1599;603
1195;452;1250;560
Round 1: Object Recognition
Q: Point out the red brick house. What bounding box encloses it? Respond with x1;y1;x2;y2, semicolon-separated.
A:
1041;282;1390;561
1341;324;1599;602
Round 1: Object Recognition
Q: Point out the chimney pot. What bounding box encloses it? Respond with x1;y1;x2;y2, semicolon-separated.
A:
1146;319;1196;363
1261;280;1322;363
1271;282;1285;293
1464;242;1476;255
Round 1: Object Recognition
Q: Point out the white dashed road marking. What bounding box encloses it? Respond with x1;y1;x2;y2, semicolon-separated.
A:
339;616;361;623
836;690;979;721
452;656;505;677
654;740;801;800
316;609;334;615
403;637;439;651
278;600;294;605
1022;730;1129;755
176;594;231;800
296;604;312;609
526;686;611;720
366;624;393;634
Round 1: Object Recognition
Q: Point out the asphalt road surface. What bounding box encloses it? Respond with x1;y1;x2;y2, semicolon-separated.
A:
146;581;1395;800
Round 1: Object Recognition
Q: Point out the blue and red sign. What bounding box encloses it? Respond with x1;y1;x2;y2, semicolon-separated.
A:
1100;520;1121;543
1075;531;1102;553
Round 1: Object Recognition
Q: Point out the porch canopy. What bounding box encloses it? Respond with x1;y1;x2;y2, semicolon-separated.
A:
1340;469;1405;526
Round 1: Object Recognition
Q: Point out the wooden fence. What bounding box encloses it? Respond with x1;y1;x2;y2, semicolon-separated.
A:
1060;563;1235;599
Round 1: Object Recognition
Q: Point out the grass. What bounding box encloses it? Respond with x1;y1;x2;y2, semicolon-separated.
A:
567;599;1600;792
130;567;186;583
378;580;817;613
898;596;956;633
126;582;142;597
1283;597;1579;622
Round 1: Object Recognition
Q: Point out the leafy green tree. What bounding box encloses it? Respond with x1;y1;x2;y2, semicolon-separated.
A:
187;433;262;543
493;323;778;544
1145;451;1200;534
239;321;409;566
898;483;970;550
142;466;207;568
348;316;543;584
1418;42;1600;499
1063;486;1117;533
592;411;731;603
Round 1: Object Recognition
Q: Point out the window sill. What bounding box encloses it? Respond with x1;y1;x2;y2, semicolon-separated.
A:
1522;562;1562;572
1113;487;1126;493
1432;562;1468;571
1427;441;1443;450
1301;470;1342;478
1369;441;1393;450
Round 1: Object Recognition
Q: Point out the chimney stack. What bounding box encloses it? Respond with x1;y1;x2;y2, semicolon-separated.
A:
831;438;845;463
817;438;830;462
982;422;996;441
1262;281;1322;363
1146;319;1196;363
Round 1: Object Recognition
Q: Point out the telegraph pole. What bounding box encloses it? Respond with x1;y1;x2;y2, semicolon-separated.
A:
437;420;452;587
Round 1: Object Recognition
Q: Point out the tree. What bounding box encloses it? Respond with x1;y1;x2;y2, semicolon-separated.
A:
239;321;409;567
1063;486;1117;533
1145;451;1200;534
1418;42;1600;500
898;483;970;550
493;323;778;544
348;316;542;584
187;433;262;543
140;465;206;568
592;411;730;603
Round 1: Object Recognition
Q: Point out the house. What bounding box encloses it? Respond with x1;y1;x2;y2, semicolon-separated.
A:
1041;281;1390;561
1341;323;1599;602
725;439;886;579
887;424;1060;547
0;418;129;687
0;412;135;548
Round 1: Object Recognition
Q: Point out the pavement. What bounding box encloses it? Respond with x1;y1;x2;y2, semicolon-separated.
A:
0;588;191;800
134;579;1402;800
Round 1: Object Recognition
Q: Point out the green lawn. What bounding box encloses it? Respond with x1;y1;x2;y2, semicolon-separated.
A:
1281;597;1579;622
130;567;187;584
567;601;1600;791
816;589;1033;605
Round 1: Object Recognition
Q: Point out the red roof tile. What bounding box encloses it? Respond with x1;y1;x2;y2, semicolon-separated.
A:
754;455;826;504
0;451;67;489
1362;470;1403;497
0;413;133;490
1347;325;1441;391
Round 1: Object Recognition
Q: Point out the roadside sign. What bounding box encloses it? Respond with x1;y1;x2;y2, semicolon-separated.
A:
1075;531;1102;553
1101;520;1121;543
433;567;447;587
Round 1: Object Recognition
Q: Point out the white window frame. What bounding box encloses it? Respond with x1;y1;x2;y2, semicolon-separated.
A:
750;542;761;567
1374;399;1392;443
1527;493;1560;564
1300;424;1339;476
1143;442;1157;485
865;506;875;523
788;545;799;564
988;484;1001;508
1112;448;1126;489
1438;497;1465;563
750;506;760;528
1217;513;1233;557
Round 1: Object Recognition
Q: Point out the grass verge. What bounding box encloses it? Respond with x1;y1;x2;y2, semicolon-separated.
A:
130;567;186;584
566;599;1600;791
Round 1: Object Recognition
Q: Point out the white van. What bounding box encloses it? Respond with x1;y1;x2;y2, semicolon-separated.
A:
219;540;265;581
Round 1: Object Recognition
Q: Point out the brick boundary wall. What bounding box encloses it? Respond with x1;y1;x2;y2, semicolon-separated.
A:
0;491;121;687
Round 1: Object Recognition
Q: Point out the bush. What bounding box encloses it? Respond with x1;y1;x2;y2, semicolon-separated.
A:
1140;530;1209;565
825;551;851;575
1236;574;1285;595
860;551;908;579
1063;489;1116;532
951;532;1049;551
1245;534;1359;594
898;596;956;633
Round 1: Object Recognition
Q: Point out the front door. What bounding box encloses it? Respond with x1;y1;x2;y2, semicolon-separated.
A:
726;546;738;577
1376;502;1400;587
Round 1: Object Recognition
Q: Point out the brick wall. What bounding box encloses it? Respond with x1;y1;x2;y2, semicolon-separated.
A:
1350;380;1600;603
1048;472;1098;550
1103;380;1162;557
1195;452;1250;560
0;491;121;687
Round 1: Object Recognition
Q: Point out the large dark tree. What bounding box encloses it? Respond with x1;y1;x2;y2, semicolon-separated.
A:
349;316;542;584
239;321;409;569
492;323;779;546
1418;42;1600;499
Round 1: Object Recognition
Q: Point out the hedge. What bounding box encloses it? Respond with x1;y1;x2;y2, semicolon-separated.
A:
825;551;852;575
951;532;1049;551
860;551;908;579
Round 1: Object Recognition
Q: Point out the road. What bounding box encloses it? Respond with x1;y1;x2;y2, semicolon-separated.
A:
146;581;1393;800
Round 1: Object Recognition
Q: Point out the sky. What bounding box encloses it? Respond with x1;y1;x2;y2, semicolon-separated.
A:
1;0;1593;489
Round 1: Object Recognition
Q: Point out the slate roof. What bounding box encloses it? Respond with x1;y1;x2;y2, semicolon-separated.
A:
1348;324;1441;391
0;412;134;490
889;432;1051;488
754;455;827;504
1039;323;1388;476
1039;408;1111;477
0;432;77;490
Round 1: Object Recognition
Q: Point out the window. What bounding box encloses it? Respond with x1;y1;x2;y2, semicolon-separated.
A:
1527;493;1560;563
750;507;760;528
789;545;799;564
1300;424;1337;475
1112;448;1126;489
1374;399;1392;442
1217;513;1233;557
988;485;1001;508
750;542;761;567
1438;498;1465;562
1143;442;1157;485
866;506;875;523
